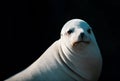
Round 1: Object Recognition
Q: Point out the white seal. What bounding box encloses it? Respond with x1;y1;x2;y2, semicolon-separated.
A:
5;19;102;81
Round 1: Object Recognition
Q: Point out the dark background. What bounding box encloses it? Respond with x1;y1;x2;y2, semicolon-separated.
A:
1;0;120;81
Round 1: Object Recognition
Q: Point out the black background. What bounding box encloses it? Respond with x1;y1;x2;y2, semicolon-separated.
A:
1;0;120;81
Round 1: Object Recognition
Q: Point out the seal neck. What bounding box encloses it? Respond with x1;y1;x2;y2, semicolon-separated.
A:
59;39;102;81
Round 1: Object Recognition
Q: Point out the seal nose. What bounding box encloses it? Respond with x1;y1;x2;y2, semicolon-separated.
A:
81;32;85;39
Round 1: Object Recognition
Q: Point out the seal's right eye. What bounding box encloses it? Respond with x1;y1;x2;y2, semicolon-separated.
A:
87;28;91;34
67;29;74;34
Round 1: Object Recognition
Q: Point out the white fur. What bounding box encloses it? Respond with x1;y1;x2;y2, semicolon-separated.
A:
5;19;102;81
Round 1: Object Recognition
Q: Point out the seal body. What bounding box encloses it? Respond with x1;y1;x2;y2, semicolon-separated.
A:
5;19;102;81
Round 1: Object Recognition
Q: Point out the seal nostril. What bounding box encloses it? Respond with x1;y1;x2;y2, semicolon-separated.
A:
81;32;84;39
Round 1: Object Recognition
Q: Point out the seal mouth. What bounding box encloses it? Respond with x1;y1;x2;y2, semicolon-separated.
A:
73;40;90;46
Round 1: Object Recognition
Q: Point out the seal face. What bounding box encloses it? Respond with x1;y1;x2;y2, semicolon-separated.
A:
61;19;94;51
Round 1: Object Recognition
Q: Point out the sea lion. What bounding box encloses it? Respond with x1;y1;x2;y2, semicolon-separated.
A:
5;19;102;81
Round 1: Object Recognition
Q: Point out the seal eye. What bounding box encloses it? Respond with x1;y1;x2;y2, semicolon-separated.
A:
67;29;74;34
87;28;91;34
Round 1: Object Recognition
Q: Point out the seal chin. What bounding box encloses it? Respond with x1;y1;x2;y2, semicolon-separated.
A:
73;40;90;46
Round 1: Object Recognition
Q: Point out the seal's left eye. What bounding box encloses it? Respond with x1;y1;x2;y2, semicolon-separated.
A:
67;29;74;34
87;28;91;34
